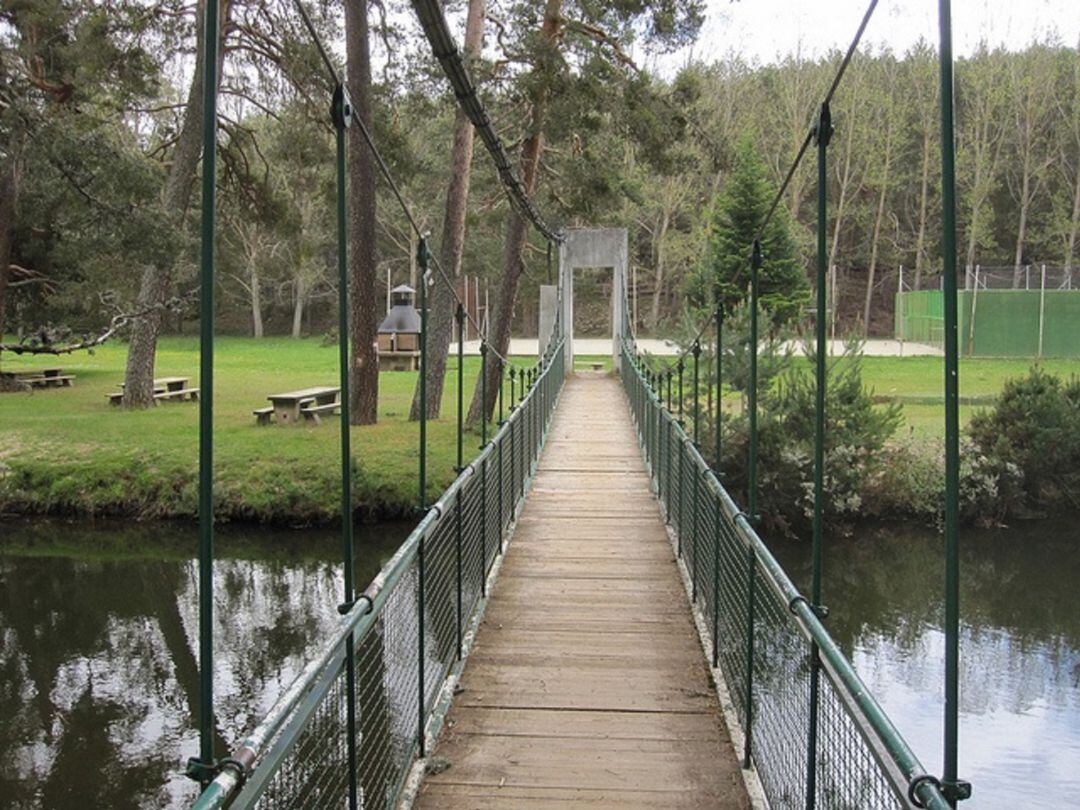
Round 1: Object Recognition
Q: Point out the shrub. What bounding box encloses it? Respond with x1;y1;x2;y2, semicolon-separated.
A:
716;339;902;534
967;367;1080;512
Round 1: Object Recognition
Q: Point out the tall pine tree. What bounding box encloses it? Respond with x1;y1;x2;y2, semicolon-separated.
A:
704;135;808;326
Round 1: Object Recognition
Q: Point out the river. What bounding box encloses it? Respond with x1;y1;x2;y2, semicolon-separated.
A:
0;518;411;809
768;519;1080;809
0;518;1076;808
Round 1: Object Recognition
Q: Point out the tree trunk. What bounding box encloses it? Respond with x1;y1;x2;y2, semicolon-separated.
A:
0;158;19;371
122;0;228;408
408;0;486;422
864;127;893;334
291;278;305;338
1011;160;1032;287
250;260;263;339
1065;161;1080;286
913;129;931;289
650;207;669;329
345;0;379;425
466;0;561;426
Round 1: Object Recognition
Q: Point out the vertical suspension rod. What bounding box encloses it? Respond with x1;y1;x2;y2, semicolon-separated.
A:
939;1;967;805
190;0;219;785
806;101;833;810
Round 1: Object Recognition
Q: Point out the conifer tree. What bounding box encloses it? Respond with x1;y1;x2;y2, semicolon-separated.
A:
704;135;808;326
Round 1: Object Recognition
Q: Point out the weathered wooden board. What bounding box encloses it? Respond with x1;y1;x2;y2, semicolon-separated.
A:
415;375;749;809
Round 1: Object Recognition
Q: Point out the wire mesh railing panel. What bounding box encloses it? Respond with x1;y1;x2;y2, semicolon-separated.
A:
423;515;457;713
751;565;812;808
816;673;904;810
194;340;566;810
251;664;350;809
715;515;751;730
358;570;421;809
618;339;950;810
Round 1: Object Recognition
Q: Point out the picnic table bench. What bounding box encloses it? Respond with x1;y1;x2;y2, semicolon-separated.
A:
1;367;75;388
257;386;340;426
107;377;198;405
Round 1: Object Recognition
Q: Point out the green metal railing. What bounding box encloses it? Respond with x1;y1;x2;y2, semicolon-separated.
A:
192;328;565;809
621;339;951;810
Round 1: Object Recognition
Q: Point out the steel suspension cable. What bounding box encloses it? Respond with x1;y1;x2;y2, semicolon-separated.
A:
410;0;563;245
752;0;879;247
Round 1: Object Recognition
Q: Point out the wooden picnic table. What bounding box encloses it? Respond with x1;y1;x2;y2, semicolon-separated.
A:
1;367;75;387
109;376;197;404
120;376;189;393
265;386;340;425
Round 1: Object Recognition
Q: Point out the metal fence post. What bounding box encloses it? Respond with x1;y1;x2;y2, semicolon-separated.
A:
692;341;701;447
939;1;969;804
188;0;220;787
677;358;685;425
416;238;431;758
455;304;465;660
480;342;488;594
806;100;833;810
744;239;762;771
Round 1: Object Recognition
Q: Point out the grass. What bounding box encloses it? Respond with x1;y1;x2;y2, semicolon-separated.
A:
0;337;572;523
2;338;1075;522
860;356;1080;439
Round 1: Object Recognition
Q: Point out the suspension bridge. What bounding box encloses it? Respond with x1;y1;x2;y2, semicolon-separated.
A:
184;0;972;808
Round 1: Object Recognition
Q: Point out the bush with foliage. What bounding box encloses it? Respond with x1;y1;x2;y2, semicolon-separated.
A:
714;340;901;534
968;367;1080;512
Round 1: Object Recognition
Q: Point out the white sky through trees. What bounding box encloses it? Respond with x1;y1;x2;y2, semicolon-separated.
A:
648;0;1080;69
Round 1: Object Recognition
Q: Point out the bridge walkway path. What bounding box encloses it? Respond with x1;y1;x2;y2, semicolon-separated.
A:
415;373;749;808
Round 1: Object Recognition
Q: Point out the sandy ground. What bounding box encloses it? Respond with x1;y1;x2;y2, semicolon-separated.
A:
450;337;943;358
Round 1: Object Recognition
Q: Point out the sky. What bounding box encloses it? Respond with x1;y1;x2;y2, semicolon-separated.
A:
646;0;1080;70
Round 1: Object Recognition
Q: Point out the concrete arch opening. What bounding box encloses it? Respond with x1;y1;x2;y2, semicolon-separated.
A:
550;227;628;373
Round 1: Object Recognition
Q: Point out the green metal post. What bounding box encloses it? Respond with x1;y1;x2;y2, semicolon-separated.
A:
939;1;968;804
713;297;723;669
715;300;723;471
677;359;684;424
498;359;504;423
806;101;832;810
186;0;220;787
498;358;505;543
455;304;464;660
666;369;673;412
692;342;701;447
509;367;517;517
744;239;762;771
417;239;430;758
333;87;360;810
480;342;488;595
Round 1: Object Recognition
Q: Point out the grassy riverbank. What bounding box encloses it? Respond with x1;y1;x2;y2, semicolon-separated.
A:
1;339;1076;523
0;338;577;524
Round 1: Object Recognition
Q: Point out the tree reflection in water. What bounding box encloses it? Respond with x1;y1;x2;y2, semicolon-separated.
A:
0;519;409;809
767;519;1080;810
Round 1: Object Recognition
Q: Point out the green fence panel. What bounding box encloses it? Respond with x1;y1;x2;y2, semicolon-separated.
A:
897;289;1080;357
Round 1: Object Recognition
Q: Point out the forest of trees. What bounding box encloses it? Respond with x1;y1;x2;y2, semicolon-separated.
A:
3;2;1079;378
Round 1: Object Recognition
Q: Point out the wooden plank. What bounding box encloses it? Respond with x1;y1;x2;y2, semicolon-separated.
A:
416;375;748;809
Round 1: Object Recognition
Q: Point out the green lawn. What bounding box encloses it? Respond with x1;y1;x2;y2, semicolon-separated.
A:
860;356;1080;439
0;338;561;522
2;340;1074;521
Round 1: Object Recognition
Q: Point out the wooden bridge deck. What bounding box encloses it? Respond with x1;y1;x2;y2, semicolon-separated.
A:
416;374;748;809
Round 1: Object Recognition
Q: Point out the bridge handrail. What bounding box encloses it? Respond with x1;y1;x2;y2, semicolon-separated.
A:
620;337;951;810
192;334;567;810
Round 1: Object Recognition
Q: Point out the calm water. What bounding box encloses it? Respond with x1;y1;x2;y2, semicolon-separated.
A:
0;519;410;809
769;519;1080;809
1;519;1077;808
